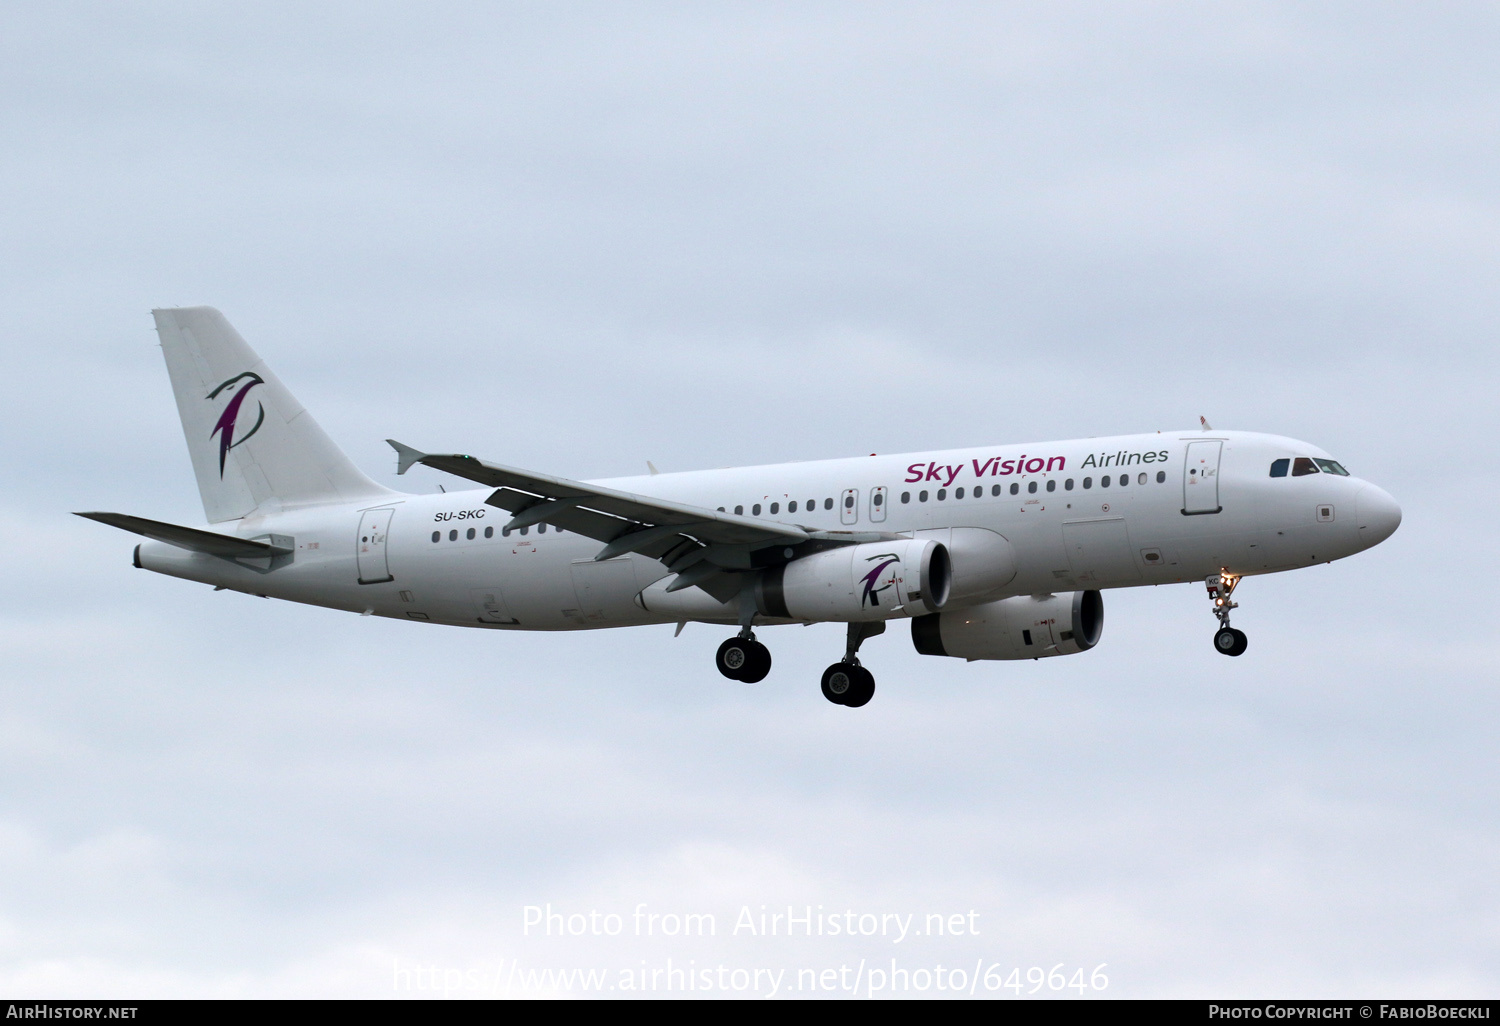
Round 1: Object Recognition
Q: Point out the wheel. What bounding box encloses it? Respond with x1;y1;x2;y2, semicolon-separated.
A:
1214;627;1248;657
821;663;855;705
843;666;876;708
738;640;772;684
716;637;752;680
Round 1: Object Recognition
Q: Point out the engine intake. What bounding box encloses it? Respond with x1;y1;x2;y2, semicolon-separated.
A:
911;590;1102;660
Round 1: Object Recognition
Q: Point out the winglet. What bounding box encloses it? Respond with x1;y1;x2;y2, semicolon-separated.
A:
386;439;428;476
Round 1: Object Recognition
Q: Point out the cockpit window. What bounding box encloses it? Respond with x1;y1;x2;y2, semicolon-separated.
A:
1269;458;1289;478
1314;459;1349;476
1292;457;1319;477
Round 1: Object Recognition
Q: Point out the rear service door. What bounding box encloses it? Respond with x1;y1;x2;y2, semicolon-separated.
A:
357;508;395;584
1182;441;1223;515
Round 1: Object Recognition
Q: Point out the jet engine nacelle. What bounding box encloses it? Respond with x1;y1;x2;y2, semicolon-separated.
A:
758;538;951;622
911;590;1102;660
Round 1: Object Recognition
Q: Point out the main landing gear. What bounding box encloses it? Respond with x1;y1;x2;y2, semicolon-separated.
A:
1206;571;1248;657
716;634;771;683
717;588;773;684
714;621;885;707
820;623;884;708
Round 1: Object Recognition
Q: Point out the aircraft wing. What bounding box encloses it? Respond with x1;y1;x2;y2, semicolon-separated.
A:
388;440;889;601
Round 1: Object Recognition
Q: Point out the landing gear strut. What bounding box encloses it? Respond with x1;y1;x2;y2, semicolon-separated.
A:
717;584;774;683
821;623;883;707
1206;571;1248;657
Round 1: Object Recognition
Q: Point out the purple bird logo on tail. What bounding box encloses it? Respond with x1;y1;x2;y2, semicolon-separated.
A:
860;553;901;608
206;372;265;478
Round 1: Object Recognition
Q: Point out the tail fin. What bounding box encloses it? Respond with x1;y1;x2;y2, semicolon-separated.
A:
153;307;394;523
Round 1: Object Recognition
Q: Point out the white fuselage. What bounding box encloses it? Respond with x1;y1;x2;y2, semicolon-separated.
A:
134;430;1400;632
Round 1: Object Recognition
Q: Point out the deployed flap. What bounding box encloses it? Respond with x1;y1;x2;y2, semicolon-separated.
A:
75;511;291;559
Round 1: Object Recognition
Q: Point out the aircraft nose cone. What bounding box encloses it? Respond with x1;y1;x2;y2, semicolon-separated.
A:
1355;484;1402;548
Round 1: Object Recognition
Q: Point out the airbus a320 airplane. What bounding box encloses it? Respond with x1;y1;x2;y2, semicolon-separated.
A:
80;308;1402;708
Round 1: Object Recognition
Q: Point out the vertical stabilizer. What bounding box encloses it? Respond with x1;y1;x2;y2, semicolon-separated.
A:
153;307;395;523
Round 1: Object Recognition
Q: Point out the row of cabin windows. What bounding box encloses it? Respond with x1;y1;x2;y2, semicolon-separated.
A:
717;497;837;516
430;523;562;543
1269;457;1350;478
715;472;1174;518
899;471;1168;503
428;466;1192;540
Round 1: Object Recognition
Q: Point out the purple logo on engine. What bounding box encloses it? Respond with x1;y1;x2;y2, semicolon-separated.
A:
860;553;900;608
206;372;265;478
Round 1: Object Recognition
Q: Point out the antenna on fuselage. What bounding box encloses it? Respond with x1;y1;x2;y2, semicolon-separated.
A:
1200;415;1213;431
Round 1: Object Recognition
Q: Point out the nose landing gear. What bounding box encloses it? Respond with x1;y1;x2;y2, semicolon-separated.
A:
820;622;884;707
1206;572;1248;657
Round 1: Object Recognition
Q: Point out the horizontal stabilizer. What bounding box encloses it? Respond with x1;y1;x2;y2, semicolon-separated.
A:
74;512;292;559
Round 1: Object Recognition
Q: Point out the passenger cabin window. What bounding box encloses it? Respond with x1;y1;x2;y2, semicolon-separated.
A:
449;529;458;541
1065;479;1074;490
1156;471;1166;483
467;527;476;539
484;526;493;538
936;489;947;500
1100;475;1110;488
1083;477;1092;489
789;501;798;512
770;502;779;514
919;490;929;502
824;498;833;510
1292;457;1319;477
735;505;744;515
1269;459;1289;478
1027;481;1037;494
901;492;911;503
752;503;761;515
431;531;440;543
1009;483;1019;495
1314;459;1350;476
1047;479;1056;492
955;487;965;499
991;485;1001;496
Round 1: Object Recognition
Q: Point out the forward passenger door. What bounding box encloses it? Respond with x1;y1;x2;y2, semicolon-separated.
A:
1182;441;1223;515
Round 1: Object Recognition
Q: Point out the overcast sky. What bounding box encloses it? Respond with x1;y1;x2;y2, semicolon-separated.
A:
1;1;1496;998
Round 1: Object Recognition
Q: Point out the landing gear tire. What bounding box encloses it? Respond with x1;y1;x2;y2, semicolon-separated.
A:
844;666;875;708
717;637;751;680
821;663;875;707
1214;626;1248;657
717;637;771;682
739;640;772;683
821;663;854;704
